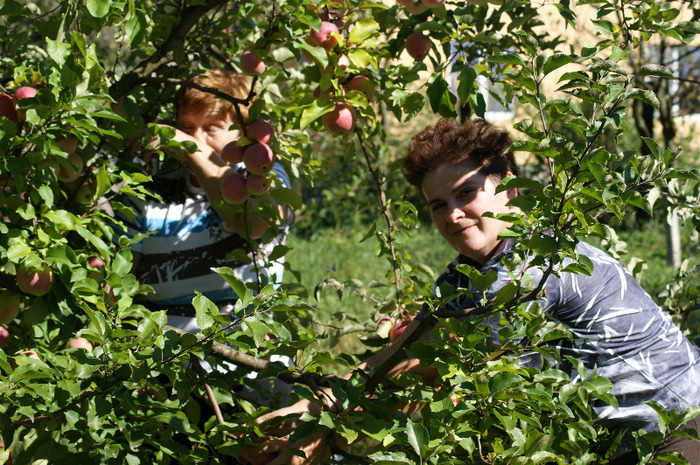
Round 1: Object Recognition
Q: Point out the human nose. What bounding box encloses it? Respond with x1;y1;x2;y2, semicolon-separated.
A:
446;202;465;223
190;127;207;144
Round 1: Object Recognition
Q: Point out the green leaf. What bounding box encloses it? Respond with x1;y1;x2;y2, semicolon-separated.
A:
637;64;675;79
45;210;78;231
193;294;217;331
46;39;71;67
211;267;248;301
427;75;456;118
299;100;334;130
348;18;380;44
270;187;302;211
405;418;428;458
488;51;526;67
86;0;111;18
543;53;575;76
488;373;523;393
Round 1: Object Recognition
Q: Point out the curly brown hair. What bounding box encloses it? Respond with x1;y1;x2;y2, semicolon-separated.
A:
402;118;517;190
174;68;253;125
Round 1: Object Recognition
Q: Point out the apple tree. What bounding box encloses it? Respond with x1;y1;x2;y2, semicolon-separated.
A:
0;0;699;464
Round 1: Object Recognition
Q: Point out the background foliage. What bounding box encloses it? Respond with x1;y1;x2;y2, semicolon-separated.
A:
0;0;699;464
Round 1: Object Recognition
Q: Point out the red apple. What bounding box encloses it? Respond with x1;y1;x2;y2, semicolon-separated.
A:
57;135;79;154
389;316;414;342
337;54;350;70
58;152;84;183
0;94;17;123
67;337;93;351
20;350;40;360
14;86;37;102
0;325;9;347
16;266;53;297
243;143;275;175
0;291;20;325
241;50;266;75
220;172;248;204
13;86;37;123
422;0;444;6
405;1;428;13
88;256;104;269
405;32;432;61
322;102;356;134
397;0;419;4
346;75;375;99
222;140;246;164
246;175;270;195
246;119;275;144
308;21;340;51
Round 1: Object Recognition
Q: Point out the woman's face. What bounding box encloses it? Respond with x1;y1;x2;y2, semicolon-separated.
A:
421;161;516;265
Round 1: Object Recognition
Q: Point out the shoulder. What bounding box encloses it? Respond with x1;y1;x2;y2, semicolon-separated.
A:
269;162;291;188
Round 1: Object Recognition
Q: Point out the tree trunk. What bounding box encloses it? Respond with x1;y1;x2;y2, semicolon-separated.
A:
666;208;682;268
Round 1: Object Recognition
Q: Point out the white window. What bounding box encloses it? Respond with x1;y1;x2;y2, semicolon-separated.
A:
447;43;516;121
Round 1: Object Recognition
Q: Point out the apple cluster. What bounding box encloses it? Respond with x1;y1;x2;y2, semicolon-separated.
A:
220;118;276;204
394;0;441;61
305;4;376;135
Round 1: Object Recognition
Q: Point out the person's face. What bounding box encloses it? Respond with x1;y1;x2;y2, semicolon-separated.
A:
421;161;516;265
177;108;240;155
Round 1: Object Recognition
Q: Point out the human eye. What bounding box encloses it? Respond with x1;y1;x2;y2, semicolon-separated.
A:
458;186;476;199
430;201;446;213
205;124;223;134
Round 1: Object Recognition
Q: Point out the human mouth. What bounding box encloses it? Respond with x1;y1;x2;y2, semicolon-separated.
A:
451;224;475;236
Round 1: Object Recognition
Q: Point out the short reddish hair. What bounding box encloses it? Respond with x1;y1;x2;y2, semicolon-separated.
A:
174;68;253;125
403;118;517;190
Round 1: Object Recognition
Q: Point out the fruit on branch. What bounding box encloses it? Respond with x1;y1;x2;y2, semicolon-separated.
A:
422;0;444;6
405;32;432;61
322;101;356;134
241;50;267;75
57;135;79;154
0;292;20;325
220;172;248;204
308;21;340;51
246;174;269;195
404;1;428;14
14;86;37;102
72;178;96;205
20;350;40;360
58;152;84;183
16;266;54;297
0;326;9;348
389;315;415;342
337;54;350;71
0;94;17;123
243;143;275;175
13;86;36;123
345;75;375;99
67;337;93;351
222;140;246;164
88;256;104;269
246;119;275;144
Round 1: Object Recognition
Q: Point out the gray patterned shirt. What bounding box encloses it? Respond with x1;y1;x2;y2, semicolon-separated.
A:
430;239;700;433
